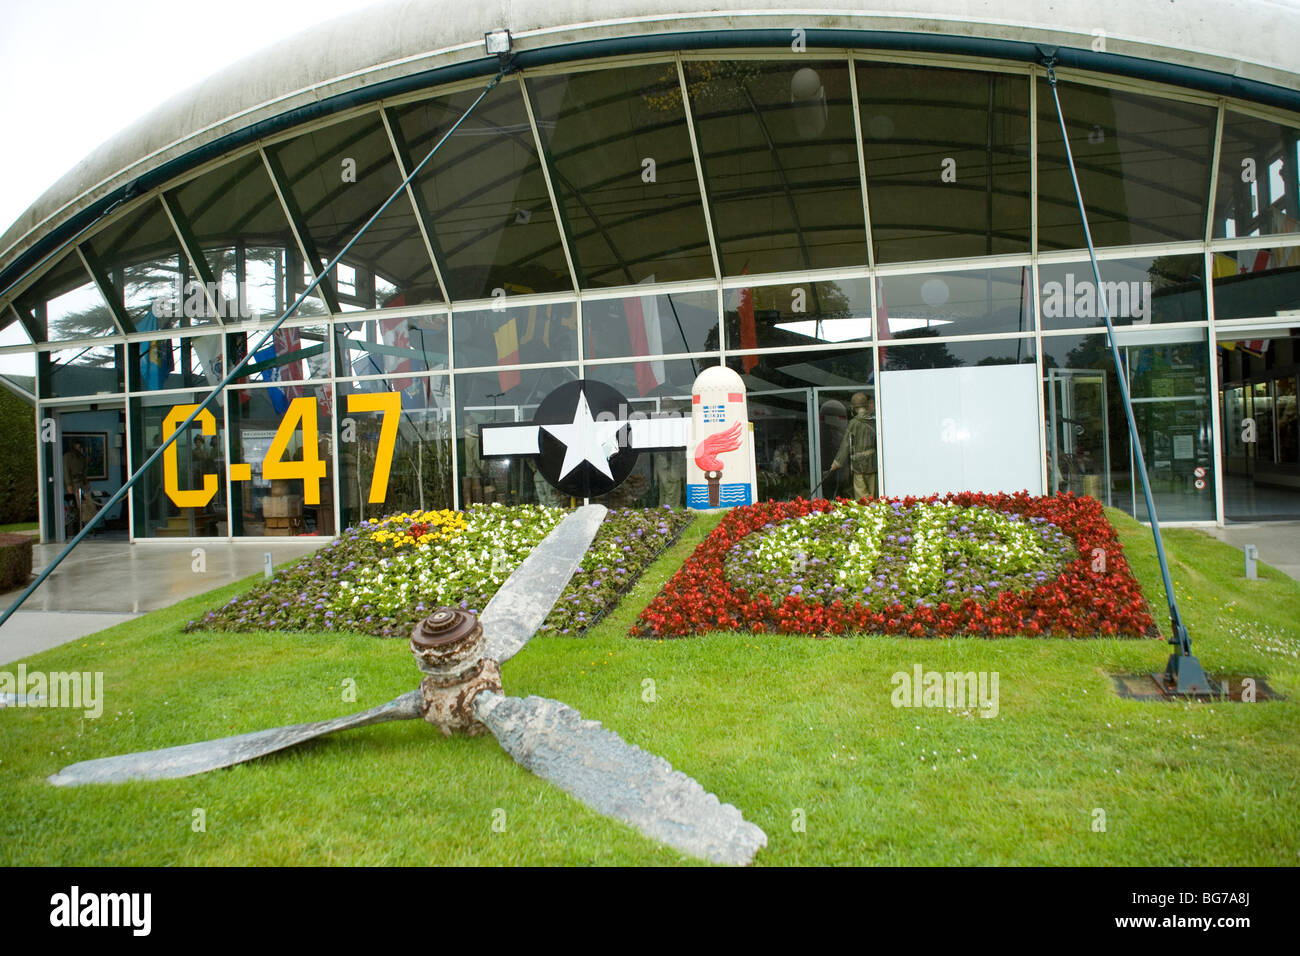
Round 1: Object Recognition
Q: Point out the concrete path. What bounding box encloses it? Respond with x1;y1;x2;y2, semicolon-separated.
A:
1200;522;1300;583
0;539;329;662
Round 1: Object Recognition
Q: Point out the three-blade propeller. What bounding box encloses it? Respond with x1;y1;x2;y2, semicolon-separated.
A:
47;504;767;865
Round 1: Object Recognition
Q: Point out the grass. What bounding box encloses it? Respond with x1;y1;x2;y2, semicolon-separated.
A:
0;522;37;533
0;506;1297;865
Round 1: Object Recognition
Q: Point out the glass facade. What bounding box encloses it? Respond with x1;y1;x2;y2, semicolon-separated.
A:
3;52;1299;538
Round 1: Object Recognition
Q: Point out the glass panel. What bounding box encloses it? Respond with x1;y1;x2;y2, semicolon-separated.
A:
452;301;577;370
42;344;124;398
1218;334;1300;519
1212;246;1300;320
1037;81;1216;249
527;63;715;287
128;333;222;392
584;289;716;359
1125;329;1215;521
269;112;443;308
881;334;1034;370
16;250;117;341
686;59;867;275
0;347;35;395
337;376;454;527
391;78;573;300
1213;111;1300;239
335;312;448;380
82;198;211;331
228;325;329;387
583;358;699;508
455;365;579;506
168;155;328;317
881;267;1031;339
1041;333;1128;506
129;392;228;538
1039;254;1206;331
227;383;335;536
54;405;128;539
724;277;870;350
728;346;875;501
857;63;1031;263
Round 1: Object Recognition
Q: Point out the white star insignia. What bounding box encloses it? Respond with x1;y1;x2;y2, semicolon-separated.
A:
541;388;625;480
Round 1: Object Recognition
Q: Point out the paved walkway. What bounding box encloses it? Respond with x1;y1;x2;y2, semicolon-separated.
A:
1201;522;1300;583
0;539;329;664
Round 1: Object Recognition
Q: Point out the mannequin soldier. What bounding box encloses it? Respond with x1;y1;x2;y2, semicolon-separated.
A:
830;392;877;499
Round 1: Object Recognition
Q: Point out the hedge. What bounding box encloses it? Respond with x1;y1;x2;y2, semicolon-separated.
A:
0;387;37;525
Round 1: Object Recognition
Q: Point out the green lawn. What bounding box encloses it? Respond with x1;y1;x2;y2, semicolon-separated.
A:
1;508;1297;866
0;522;37;533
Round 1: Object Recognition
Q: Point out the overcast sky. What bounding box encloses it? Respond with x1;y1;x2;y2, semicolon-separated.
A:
0;0;375;234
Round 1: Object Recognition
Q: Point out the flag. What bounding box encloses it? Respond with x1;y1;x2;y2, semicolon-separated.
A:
194;336;222;386
494;314;521;391
136;308;173;391
254;345;289;415
273;327;304;403
737;265;757;372
876;277;891;373
379;315;414;391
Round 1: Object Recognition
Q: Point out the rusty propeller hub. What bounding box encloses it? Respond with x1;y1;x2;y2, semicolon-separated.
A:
410;608;500;736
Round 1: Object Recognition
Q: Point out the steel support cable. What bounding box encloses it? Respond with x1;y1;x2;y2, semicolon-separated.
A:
1043;59;1215;693
0;69;508;630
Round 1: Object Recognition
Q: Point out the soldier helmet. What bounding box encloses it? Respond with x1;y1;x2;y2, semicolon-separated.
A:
850;392;871;409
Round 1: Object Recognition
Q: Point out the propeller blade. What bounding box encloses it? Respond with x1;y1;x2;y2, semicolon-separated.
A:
48;690;424;787
475;691;767;866
480;504;606;664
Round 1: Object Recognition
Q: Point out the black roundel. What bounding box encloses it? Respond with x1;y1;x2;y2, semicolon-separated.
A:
534;379;636;498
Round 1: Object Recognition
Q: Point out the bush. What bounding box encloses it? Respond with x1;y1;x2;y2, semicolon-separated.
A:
0;532;33;592
0;388;37;525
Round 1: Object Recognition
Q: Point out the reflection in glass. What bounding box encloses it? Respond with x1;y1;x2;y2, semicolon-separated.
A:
336;312;448;381
686;60;867;275
42;344;124;398
228;325;329;387
269;112;443;307
1038;81;1216;249
1212;246;1300;321
83;198;208;331
881;267;1030;339
1218;336;1300;519
728;346;874;501
391;79;572;300
168;155;329;318
455;366;578;507
130;391;228;538
881;334;1033;371
527;64;715;287
724;278;870;351
1213;111;1300;239
129;334;222;392
857;63;1031;263
16;251;116;342
584;289;716;360
453;301;577;370
1038;255;1205;330
227;384;335;536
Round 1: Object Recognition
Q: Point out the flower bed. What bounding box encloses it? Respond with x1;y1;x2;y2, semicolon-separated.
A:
188;505;692;638
632;493;1155;639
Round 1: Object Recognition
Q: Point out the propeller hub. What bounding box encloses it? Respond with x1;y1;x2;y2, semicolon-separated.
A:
410;607;500;737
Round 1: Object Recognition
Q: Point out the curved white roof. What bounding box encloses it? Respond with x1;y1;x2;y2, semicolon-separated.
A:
3;0;1299;276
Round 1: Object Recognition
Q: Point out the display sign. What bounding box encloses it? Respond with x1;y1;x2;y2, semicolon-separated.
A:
160;393;400;508
686;366;756;509
480;379;688;498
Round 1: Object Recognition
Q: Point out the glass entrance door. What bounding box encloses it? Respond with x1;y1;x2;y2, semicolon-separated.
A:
42;401;128;542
